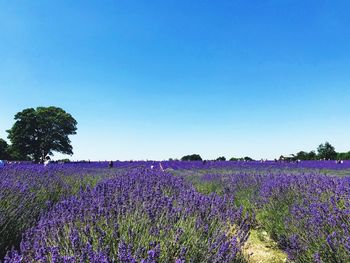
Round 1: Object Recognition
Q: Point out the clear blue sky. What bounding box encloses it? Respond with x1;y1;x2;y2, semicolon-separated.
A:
1;0;350;160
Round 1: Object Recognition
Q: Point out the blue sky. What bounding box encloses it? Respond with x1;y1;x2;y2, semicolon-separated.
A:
1;0;350;160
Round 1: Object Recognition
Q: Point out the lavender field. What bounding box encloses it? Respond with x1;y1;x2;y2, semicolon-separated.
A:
1;161;350;262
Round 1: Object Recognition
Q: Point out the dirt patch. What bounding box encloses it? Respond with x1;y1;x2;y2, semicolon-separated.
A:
243;229;287;263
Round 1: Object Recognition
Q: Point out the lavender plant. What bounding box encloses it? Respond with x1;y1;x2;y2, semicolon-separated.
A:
5;168;250;262
0;163;115;259
182;168;350;262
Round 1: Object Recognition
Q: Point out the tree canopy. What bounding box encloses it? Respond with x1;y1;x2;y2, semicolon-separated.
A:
181;154;202;161
317;142;337;160
295;151;317;161
7;107;77;163
337;152;350;160
286;142;349;161
229;156;253;161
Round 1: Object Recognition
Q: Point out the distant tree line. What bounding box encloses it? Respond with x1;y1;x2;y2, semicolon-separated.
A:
180;142;350;162
180;154;254;162
285;142;350;161
0;106;77;163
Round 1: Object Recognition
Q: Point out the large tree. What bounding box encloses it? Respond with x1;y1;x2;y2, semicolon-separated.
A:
317;142;337;160
7;107;77;163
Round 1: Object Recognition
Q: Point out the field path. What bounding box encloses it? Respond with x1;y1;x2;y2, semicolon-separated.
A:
243;229;287;263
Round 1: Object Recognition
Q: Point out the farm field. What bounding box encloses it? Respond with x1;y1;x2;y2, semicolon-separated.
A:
1;161;350;262
2;1;349;262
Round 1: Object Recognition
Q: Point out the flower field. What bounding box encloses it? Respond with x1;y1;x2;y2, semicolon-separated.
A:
1;161;350;262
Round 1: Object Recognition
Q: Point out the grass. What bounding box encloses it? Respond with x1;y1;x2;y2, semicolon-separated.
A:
243;229;287;263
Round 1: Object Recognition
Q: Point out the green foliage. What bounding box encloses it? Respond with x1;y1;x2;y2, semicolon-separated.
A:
317;142;337;160
181;154;202;161
295;151;317;160
196;181;224;195
307;150;317;160
286;142;346;161
0;139;9;159
295;151;307;160
337;151;350;160
216;156;226;161
256;201;290;243
6;144;30;161
232;188;258;217
7;107;77;163
180;173;224;195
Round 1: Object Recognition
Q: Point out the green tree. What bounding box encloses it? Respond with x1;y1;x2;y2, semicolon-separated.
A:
307;151;317;160
8;145;31;161
295;151;316;160
181;154;202;161
244;156;253;161
216;156;226;161
317;142;337;160
295;151;308;160
0;139;9;159
7;107;77;163
337;151;350;160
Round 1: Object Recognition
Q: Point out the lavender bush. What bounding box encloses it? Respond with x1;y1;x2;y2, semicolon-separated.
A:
0;163;116;259
5;168;249;262
177;166;350;262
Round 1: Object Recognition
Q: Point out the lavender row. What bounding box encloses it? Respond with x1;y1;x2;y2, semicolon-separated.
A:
162;160;350;171
191;170;350;262
6;159;350;171
0;164;117;259
5;168;250;262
